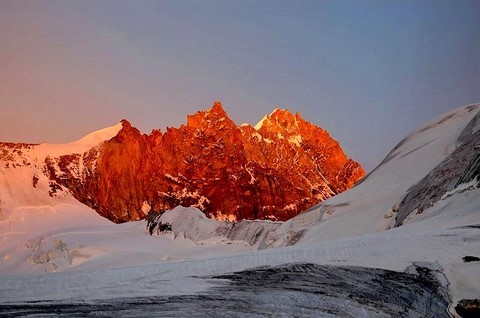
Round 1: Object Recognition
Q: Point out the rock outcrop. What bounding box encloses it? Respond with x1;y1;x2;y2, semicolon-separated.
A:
394;107;480;227
0;102;365;222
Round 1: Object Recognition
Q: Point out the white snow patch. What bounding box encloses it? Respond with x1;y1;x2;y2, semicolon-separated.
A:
283;203;297;211
254;114;269;130
251;132;263;141
164;173;180;183
141;201;152;214
37;122;122;157
213;212;237;222
288;134;302;147
245;165;257;184
441;178;479;200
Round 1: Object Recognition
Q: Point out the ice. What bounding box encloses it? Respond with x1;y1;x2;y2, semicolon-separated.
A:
0;104;479;315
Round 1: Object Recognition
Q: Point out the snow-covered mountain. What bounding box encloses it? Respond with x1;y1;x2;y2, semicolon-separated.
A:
0;101;364;223
0;103;479;317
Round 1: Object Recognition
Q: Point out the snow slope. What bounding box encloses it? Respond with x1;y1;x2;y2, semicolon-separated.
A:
0;104;479;317
265;104;480;245
36;122;123;156
0;122;122;209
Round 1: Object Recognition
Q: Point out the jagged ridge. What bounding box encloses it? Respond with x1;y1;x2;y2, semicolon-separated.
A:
0;101;365;222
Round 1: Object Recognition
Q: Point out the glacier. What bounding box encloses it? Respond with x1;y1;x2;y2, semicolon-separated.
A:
0;104;479;317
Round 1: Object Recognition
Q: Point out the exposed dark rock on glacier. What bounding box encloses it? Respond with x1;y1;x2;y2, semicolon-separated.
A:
455;299;480;318
395;109;480;227
210;263;450;318
0;263;450;317
462;256;480;263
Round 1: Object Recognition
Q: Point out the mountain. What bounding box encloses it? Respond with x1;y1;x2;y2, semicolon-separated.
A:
0;101;364;223
142;102;480;315
0;103;478;317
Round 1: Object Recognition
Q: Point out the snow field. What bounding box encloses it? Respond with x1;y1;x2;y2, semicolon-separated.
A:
0;104;479;315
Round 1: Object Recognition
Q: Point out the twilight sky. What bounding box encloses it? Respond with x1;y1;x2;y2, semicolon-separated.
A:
1;0;479;171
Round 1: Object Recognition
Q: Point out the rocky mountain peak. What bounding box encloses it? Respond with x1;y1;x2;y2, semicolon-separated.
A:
211;100;225;113
270;108;296;120
0;101;365;223
254;108;305;134
113;119;142;143
186;101;236;130
120;119;132;127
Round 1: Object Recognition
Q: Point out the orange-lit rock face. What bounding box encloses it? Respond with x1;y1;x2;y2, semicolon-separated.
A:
72;102;364;222
0;102;365;223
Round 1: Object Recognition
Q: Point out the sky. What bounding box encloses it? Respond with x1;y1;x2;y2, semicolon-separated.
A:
0;0;479;172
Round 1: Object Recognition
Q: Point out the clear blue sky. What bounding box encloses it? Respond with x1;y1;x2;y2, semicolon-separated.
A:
1;0;479;171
